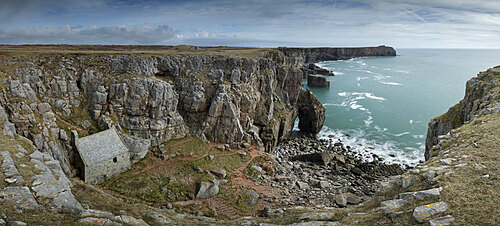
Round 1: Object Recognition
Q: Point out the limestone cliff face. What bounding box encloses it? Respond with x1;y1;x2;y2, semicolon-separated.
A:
278;46;397;64
0;46;396;175
425;66;500;160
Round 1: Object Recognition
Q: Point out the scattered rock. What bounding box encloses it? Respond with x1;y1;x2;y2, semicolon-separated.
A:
380;199;409;215
395;188;441;201
80;209;114;218
296;181;310;190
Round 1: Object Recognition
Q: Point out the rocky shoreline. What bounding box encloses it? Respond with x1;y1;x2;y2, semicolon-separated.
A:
253;132;404;208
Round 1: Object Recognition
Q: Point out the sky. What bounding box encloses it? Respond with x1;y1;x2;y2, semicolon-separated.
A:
0;0;499;48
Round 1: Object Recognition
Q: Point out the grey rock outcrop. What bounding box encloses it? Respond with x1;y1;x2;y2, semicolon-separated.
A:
297;89;326;134
119;133;151;163
307;74;330;88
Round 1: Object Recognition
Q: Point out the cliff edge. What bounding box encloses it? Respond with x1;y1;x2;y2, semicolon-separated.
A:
425;66;500;160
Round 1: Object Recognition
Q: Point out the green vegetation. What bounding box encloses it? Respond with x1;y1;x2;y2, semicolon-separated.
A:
108;136;250;208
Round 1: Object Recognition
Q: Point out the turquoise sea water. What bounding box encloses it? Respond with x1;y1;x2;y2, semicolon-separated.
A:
306;49;500;166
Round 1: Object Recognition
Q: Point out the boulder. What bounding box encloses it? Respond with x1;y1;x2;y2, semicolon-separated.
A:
291;151;334;165
195;182;219;199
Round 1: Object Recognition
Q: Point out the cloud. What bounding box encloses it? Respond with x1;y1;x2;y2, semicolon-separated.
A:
0;24;177;44
0;0;499;48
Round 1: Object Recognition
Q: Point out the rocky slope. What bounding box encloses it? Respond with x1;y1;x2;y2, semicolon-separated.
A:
425;66;500;160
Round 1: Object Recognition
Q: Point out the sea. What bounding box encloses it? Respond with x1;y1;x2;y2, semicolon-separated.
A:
303;49;500;167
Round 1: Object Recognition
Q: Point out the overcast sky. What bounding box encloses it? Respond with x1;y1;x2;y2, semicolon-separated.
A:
1;0;499;48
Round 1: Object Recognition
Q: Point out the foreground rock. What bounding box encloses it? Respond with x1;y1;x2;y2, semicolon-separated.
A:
413;202;449;223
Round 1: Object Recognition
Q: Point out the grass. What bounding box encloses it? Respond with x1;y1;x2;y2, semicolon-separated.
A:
0;45;275;59
436;113;500;225
341;112;500;225
109;137;250;205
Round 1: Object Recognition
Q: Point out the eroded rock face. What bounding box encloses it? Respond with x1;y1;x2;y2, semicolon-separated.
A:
108;77;188;146
297;89;326;134
0;47;394;176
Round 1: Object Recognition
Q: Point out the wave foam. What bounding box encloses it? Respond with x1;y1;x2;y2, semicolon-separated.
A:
317;126;423;166
380;81;403;86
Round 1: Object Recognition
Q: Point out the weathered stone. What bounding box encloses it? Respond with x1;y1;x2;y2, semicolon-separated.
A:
80;209;114;218
30;151;83;212
119;133;150;163
78;217;122;225
0;187;43;213
296;181;310;190
195;182;219;199
211;168;227;178
245;190;260;206
335;193;347;207
6;221;27;226
413;202;449;223
380;199;409;215
1;151;21;178
37;103;51;113
395;188;441;201
289;221;340;226
144;212;172;224
291;151;334;165
346;193;361;204
429;215;455;226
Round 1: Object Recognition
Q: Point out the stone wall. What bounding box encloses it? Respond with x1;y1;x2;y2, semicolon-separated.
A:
85;152;130;185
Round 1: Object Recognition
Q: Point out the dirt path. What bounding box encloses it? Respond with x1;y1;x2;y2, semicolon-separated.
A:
101;142;279;219
102;144;239;189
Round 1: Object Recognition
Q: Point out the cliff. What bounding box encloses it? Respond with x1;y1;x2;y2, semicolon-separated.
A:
0;45;395;177
425;66;500;160
278;45;396;64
